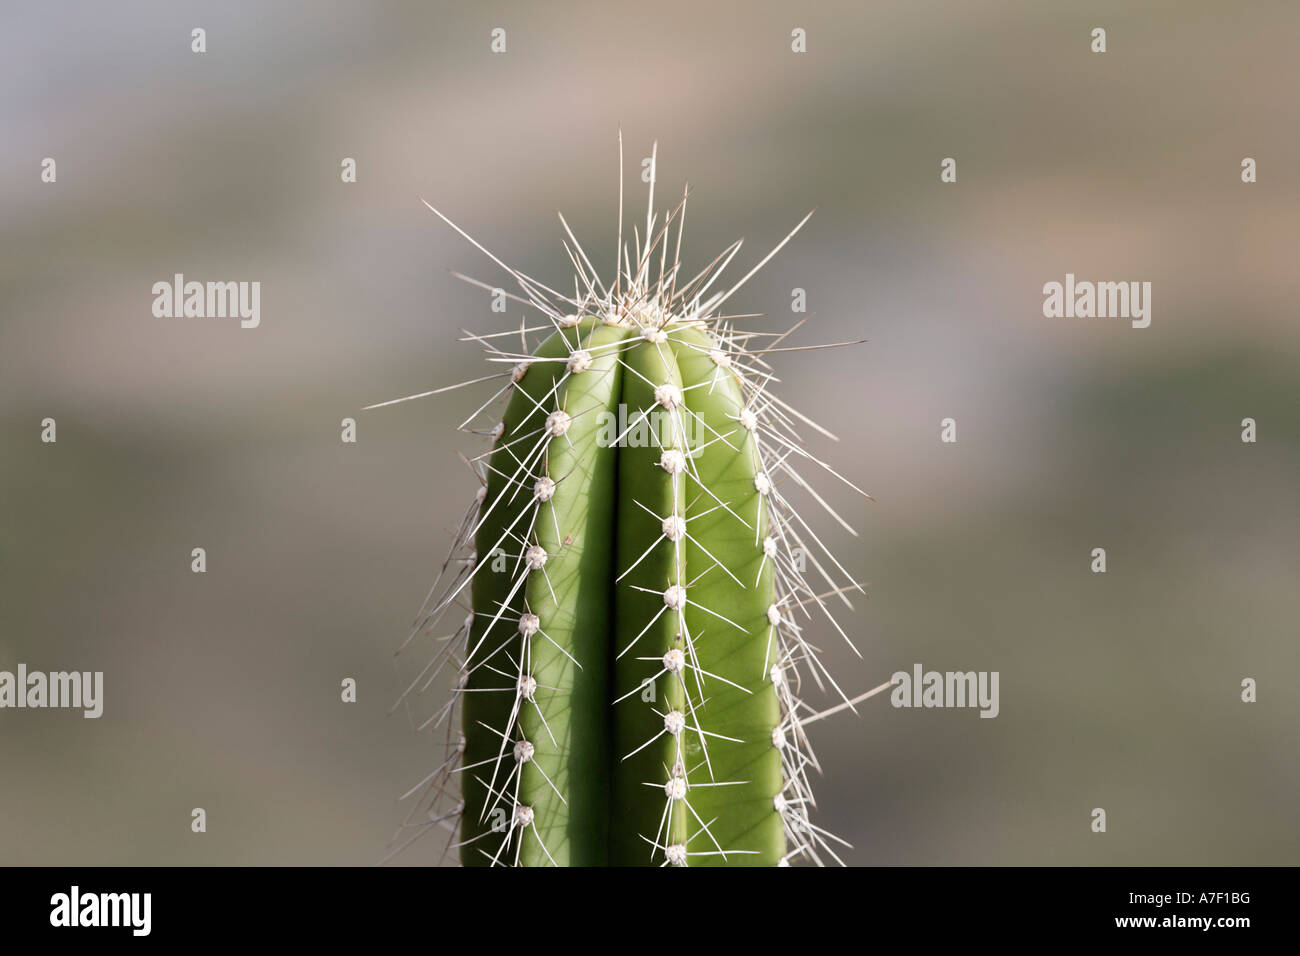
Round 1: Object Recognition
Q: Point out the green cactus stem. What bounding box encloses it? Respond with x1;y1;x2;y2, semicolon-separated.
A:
385;143;871;866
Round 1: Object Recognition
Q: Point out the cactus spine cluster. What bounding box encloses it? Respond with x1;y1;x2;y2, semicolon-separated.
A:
388;144;869;866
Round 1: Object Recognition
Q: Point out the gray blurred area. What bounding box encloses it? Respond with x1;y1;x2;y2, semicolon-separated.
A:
1;1;1297;864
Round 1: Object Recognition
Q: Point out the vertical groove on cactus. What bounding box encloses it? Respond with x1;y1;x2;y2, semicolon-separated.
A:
383;142;871;866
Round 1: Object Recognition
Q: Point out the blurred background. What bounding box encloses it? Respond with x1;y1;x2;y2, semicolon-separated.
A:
2;0;1297;865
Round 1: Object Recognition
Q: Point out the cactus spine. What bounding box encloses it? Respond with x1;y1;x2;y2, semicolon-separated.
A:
388;144;870;866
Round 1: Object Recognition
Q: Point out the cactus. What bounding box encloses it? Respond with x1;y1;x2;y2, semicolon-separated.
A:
382;142;875;866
